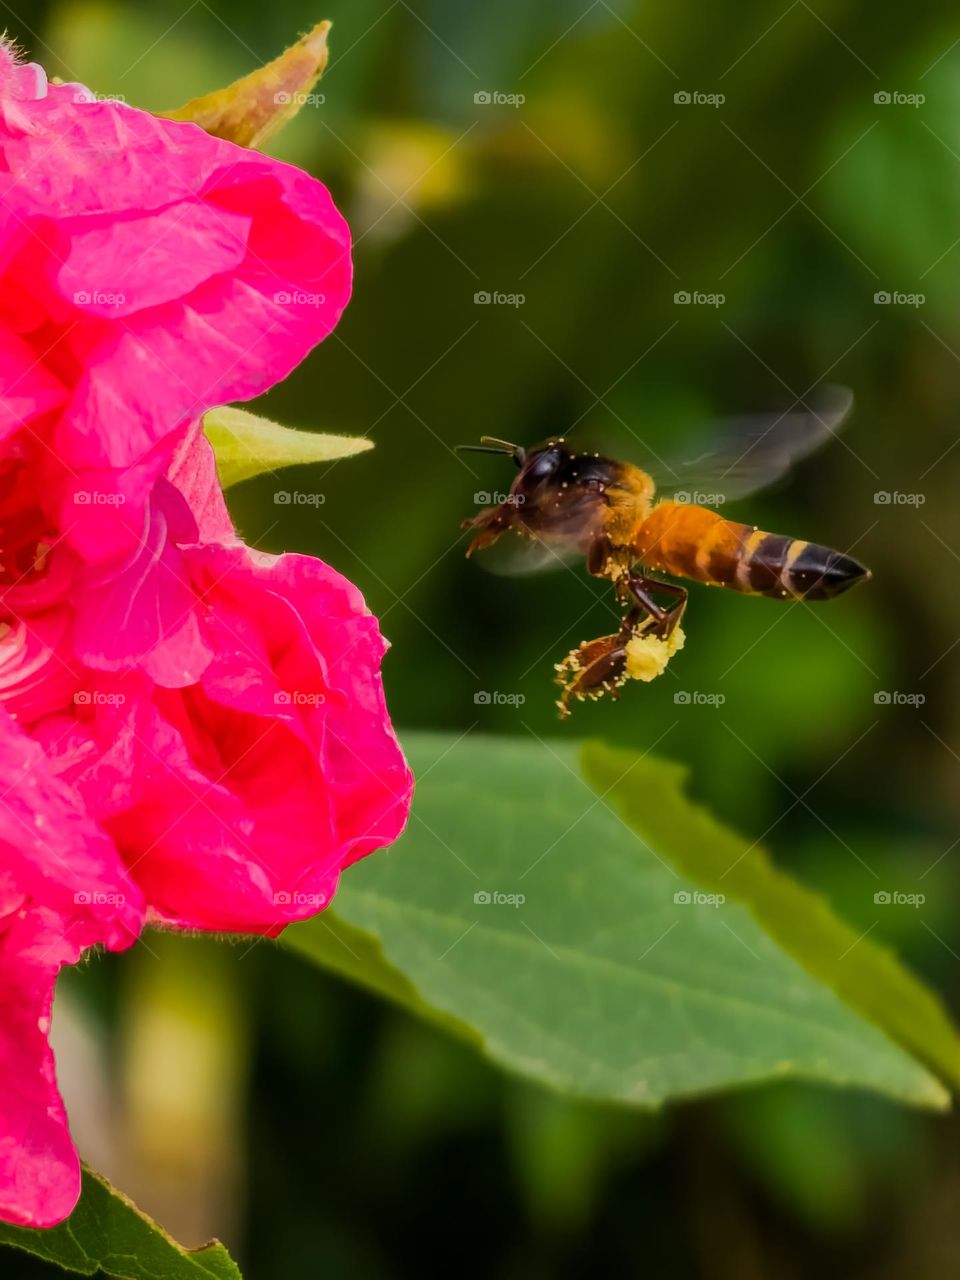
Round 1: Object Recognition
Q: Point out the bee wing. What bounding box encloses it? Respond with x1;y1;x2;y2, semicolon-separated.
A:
474;531;582;577
647;385;854;504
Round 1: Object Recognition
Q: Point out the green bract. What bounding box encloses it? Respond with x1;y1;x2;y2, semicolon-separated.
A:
203;405;372;488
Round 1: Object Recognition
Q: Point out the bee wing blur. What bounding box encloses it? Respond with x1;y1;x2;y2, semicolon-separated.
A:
646;384;853;504
474;531;582;577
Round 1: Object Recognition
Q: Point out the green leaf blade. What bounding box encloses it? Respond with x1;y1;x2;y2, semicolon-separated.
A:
0;1168;241;1279
582;739;960;1098
288;733;953;1111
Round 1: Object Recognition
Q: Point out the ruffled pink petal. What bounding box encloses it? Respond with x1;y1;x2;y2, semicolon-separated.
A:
0;709;143;942
107;703;342;934
0;40;90;107
0;910;81;1227
165;425;235;545
0;94;350;473
56;542;411;934
0;325;67;439
0;609;79;722
70;484;211;687
0;704;144;1225
56;204;250;318
0;42;49;103
192;546;413;870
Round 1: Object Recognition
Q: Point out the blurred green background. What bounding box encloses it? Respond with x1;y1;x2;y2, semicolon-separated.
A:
15;0;960;1275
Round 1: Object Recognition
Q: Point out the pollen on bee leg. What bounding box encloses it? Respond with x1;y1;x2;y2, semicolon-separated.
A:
553;630;633;717
624;624;686;683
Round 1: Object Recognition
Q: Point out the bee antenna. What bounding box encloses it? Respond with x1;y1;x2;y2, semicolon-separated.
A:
457;437;526;466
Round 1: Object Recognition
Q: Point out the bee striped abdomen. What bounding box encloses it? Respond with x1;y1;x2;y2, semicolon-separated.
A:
632;502;869;600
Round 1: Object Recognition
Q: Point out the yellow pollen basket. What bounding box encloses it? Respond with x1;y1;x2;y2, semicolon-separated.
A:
624;625;686;683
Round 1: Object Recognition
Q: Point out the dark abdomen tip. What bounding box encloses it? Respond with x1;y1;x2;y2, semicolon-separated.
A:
788;543;871;600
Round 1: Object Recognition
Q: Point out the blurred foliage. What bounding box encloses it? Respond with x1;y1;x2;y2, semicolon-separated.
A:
15;0;960;1276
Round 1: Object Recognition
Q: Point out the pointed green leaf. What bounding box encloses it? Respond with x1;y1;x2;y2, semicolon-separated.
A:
287;732;952;1110
0;1167;241;1278
203;405;372;488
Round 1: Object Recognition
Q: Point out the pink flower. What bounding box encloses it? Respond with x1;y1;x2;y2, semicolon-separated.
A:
0;44;413;1226
41;429;414;936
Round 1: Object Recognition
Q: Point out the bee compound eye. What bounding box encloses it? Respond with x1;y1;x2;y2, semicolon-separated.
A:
523;448;562;483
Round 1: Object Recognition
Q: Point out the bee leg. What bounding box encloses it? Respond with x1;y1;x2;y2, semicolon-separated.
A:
625;574;687;638
654;589;687;639
586;536;616;577
554;634;630;718
461;505;512;556
554;578;689;716
554;607;646;718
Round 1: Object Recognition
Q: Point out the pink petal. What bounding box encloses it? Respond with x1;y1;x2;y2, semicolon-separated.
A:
0;325;67;439
71;484;211;687
164;423;235;545
0;709;143;942
56;203;250;318
0;913;80;1227
0;96;350;474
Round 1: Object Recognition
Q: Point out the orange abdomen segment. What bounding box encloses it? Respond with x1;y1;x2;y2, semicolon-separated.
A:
632;502;869;600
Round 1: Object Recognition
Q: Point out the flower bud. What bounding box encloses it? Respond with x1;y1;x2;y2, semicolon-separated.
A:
164;21;331;149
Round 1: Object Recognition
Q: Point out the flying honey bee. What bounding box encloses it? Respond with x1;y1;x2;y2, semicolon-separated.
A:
460;386;870;716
